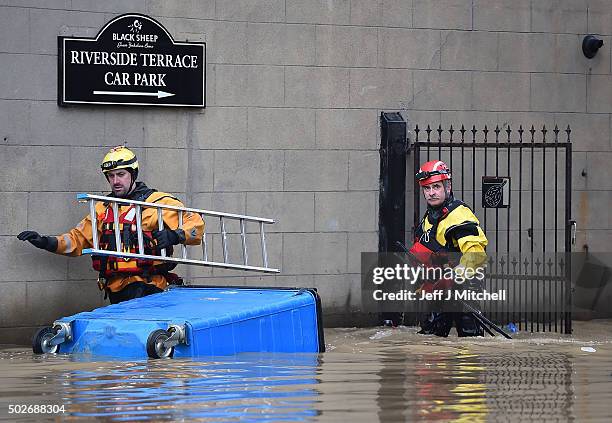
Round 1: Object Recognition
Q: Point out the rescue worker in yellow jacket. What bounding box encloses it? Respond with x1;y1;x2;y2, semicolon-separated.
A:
410;160;488;337
17;146;204;304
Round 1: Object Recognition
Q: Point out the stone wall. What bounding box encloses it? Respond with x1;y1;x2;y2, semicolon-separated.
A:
1;1;610;343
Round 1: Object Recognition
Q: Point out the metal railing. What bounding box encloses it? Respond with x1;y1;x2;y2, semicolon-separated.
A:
77;193;280;274
410;124;572;333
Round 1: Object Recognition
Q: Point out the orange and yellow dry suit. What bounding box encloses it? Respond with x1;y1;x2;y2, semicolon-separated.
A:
50;184;204;293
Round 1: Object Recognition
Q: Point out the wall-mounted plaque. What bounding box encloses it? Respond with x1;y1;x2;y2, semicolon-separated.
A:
482;176;511;208
58;13;205;107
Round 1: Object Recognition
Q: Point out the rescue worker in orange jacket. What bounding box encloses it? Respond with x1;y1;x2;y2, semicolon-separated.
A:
17;146;204;304
411;160;488;337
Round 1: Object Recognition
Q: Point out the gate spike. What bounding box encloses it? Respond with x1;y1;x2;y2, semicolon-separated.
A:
565;125;571;142
437;124;443;142
506;125;512;142
426;124;432;141
529;125;536;142
553;124;559;143
518;125;524;142
483;125;489;143
460;124;466;143
414;124;420;142
494;125;501;142
471;125;477;142
449;125;454;143
542;124;547;143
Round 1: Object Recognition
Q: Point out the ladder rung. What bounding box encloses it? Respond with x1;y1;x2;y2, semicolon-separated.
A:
220;216;228;263
112;202;121;253
89;199;99;250
240;219;248;266
178;211;187;259
260;222;268;269
202;232;208;261
201;213;208;261
135;204;144;255
157;207;166;257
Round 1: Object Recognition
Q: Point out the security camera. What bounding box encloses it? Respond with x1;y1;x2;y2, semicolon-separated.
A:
582;35;604;59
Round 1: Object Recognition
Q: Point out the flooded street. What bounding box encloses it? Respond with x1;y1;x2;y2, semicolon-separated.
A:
1;320;611;422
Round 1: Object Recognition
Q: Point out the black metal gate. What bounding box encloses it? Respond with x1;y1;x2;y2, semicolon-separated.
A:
410;124;573;334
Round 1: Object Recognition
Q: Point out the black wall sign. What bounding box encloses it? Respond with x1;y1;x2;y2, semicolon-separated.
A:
58;14;205;107
482;176;511;208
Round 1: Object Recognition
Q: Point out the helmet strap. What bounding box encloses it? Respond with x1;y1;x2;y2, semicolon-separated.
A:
126;170;137;196
443;180;452;198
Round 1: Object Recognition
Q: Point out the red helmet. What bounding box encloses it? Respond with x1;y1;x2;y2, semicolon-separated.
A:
416;160;451;186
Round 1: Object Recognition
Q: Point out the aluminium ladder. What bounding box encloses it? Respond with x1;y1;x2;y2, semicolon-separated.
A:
76;193;280;274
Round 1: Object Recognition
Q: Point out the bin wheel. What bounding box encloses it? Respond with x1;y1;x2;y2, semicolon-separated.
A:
146;329;174;359
32;327;59;354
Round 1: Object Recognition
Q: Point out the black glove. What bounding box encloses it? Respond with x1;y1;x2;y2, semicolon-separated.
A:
152;229;182;250
17;231;58;252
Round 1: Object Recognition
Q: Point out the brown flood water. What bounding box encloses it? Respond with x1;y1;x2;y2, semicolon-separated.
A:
1;320;611;422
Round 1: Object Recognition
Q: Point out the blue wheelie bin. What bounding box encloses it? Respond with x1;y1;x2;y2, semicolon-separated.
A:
32;286;324;359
